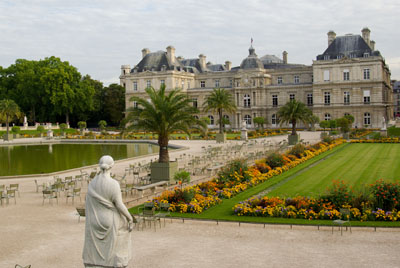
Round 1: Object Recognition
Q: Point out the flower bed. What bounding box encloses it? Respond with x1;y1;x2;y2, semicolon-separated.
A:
233;179;400;222
148;139;345;214
350;137;400;143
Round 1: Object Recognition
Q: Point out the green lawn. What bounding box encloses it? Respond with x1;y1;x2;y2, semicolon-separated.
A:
268;143;400;197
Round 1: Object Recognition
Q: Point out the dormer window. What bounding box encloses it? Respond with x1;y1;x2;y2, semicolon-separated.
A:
324;55;330;60
349;53;356;58
364;52;370;58
337;54;343;59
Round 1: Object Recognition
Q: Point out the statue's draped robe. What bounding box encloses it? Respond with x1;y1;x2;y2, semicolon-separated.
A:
83;174;132;268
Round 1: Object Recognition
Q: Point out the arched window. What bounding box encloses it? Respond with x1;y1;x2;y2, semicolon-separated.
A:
208;115;214;125
271;114;277;125
324;113;331;121
364;113;371;125
244;94;251;107
244;115;252;125
223;115;230;124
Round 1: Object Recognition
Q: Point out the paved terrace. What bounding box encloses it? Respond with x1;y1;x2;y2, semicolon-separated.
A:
2;132;399;267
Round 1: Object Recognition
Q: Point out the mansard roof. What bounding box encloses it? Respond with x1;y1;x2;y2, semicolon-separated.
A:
133;51;184;72
316;34;381;60
180;58;206;73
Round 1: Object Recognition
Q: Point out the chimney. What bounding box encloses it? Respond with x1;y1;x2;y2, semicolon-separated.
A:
166;46;176;64
225;61;232;71
121;65;130;76
282;51;288;64
142;48;150;59
362;27;371;46
370;40;375;51
327;30;336;47
199;54;206;69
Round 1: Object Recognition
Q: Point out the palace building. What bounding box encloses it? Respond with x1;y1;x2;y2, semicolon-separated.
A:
120;28;393;129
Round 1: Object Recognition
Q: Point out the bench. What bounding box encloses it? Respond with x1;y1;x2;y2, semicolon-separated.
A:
133;181;169;198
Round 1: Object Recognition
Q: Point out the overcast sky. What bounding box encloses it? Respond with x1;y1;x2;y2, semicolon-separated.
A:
1;0;399;85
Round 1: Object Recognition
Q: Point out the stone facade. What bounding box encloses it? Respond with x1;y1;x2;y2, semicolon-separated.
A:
121;28;393;129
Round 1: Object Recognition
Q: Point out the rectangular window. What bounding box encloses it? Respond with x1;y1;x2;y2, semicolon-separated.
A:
215;79;220;88
192;98;198;108
133;101;138;108
364;68;370;80
253;92;256;106
200;81;205;88
307;93;313;106
294;75;299;84
187;81;190;89
272;95;278;107
160;80;165;86
229;80;233;87
324;70;330;81
236;93;239;106
146;80;151;88
181;80;185;89
364;90;370;104
133;81;138;91
324;92;330;105
277;76;283;84
324;55;330;60
343;69;350;81
290;94;295;101
344;91;350;105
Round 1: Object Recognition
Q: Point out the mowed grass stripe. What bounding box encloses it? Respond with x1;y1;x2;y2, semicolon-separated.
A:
267;144;400;197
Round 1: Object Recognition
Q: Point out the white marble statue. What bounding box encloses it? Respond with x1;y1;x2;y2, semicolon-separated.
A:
241;120;247;130
382;116;387;130
83;155;133;268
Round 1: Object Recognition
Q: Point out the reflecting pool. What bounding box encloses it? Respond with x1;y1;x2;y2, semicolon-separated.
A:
0;143;159;176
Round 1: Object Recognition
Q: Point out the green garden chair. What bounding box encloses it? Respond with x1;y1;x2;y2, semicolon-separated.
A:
66;188;81;204
332;208;352;235
156;203;172;226
8;184;20;197
42;190;58;205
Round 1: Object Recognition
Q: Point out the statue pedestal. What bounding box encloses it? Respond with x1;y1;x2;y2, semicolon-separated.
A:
23;123;28;130
216;133;226;143
380;129;387;137
241;129;248;141
47;130;54;138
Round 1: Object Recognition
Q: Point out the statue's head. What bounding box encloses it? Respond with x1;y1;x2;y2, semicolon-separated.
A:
99;155;114;172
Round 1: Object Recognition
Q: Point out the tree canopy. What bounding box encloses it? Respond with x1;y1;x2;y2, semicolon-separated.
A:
277;100;312;135
203;88;236;134
126;85;201;162
0;58;125;127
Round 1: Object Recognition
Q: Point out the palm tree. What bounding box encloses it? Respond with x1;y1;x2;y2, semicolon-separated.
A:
126;85;200;163
277;100;312;136
203;88;236;134
0;99;21;138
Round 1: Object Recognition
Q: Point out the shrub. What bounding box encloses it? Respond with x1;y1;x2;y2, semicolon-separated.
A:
322;136;333;144
11;126;20;133
218;159;248;183
59;123;67;133
77;121;87;131
36;125;45;133
289;143;306;158
321;180;353;208
370;179;400;211
173;170;191;184
265;153;284;169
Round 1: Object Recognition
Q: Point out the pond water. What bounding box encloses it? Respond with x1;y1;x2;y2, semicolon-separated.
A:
0;143;159;176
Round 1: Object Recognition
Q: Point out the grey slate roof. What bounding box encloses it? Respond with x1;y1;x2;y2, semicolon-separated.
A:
207;63;226;72
316;34;381;60
132;51;184;72
240;46;264;69
263;63;306;69
180;58;210;73
260;54;283;64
